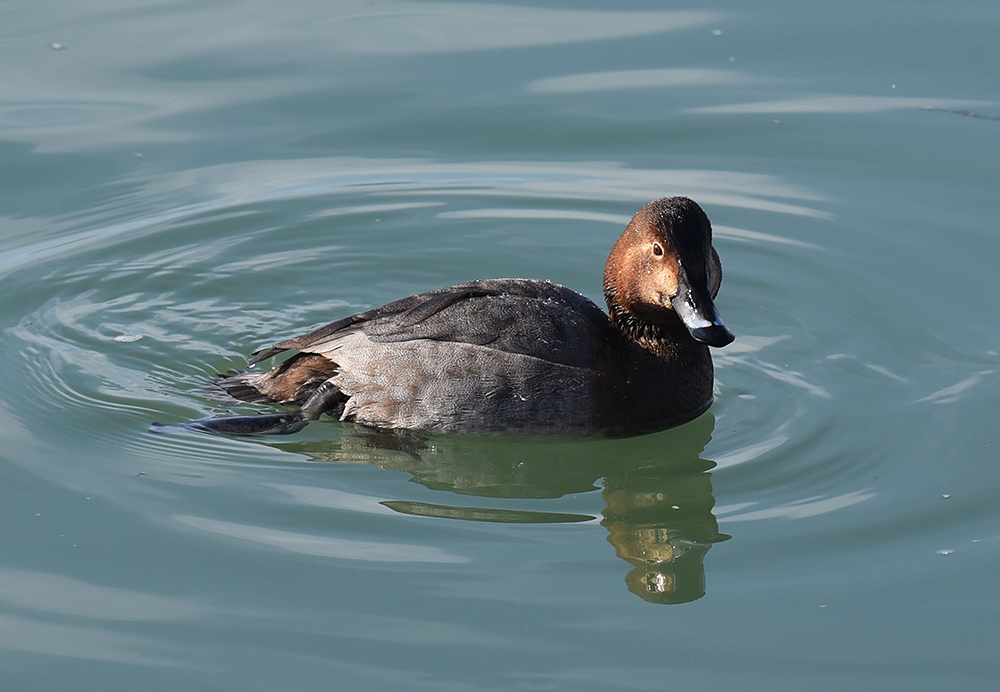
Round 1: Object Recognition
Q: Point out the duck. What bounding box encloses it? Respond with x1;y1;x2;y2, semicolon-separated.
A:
155;196;734;437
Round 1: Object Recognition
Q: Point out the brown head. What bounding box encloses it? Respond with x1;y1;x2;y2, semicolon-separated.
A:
604;197;734;348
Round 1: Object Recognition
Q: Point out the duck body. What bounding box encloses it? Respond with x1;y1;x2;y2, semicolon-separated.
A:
160;197;734;437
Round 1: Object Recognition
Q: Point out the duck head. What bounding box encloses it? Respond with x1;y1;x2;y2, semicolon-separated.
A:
604;197;735;348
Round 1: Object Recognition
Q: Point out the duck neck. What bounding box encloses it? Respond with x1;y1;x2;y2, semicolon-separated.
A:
605;288;701;361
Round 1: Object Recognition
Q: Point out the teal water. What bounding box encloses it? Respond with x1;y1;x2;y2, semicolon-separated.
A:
2;1;999;689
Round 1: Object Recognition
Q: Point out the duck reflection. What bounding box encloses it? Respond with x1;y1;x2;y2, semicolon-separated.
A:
274;413;728;604
601;455;726;604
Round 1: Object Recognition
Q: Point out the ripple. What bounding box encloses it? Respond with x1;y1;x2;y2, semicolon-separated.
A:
528;68;765;94
715;488;877;522
916;370;997;405
173;515;469;563
0;158;829;281
141;157;833;218
0;566;202;621
690;94;992;115
0;155;856;568
0;613;188;667
323;6;718;55
712;431;791;471
0;101;148;129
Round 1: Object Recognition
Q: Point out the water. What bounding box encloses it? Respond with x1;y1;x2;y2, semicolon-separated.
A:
2;1;999;689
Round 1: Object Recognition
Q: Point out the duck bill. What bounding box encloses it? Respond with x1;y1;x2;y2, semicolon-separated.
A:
669;274;735;347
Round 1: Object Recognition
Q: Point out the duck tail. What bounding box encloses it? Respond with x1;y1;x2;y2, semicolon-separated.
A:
210;370;278;404
209;352;339;406
151;353;346;437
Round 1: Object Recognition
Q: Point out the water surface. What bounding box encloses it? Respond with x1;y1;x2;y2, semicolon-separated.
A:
2;1;999;690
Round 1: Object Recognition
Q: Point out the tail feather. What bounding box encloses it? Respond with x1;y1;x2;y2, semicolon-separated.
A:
210;370;277;404
211;353;339;406
153;353;343;437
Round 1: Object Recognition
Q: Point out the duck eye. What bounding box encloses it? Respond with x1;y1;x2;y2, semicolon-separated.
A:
652;242;663;257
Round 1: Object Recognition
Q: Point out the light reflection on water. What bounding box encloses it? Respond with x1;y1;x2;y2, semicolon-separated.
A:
3;4;720;154
690;94;991;114
173;514;471;564
3;0;1000;687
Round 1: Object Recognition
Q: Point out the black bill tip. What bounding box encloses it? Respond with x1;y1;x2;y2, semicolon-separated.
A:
688;322;735;348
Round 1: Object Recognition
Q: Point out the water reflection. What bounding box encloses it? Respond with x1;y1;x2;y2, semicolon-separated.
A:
601;455;728;604
276;414;729;604
527;68;763;94
690;94;989;115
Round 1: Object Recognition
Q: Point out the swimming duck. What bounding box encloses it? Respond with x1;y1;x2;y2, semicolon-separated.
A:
158;197;734;436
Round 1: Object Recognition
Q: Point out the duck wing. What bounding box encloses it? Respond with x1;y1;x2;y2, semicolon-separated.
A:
249;278;612;369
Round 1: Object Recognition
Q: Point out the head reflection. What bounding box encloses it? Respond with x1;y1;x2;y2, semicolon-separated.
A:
275;414;728;604
602;457;728;604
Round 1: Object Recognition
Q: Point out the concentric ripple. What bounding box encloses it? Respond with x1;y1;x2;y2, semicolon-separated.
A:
3;155;975;605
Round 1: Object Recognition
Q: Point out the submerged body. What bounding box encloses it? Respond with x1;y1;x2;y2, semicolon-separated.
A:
159;197;734;436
